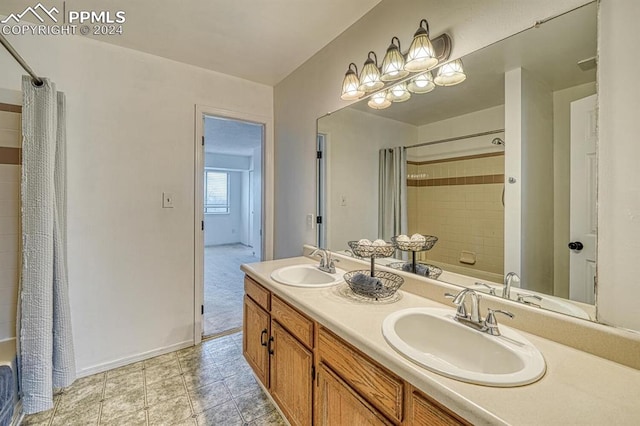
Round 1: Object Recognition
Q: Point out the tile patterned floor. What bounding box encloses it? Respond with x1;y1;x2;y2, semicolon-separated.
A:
204;244;258;337
21;332;285;426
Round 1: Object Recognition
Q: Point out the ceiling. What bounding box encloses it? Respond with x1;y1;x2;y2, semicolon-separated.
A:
347;2;597;126
0;0;381;85
205;116;262;156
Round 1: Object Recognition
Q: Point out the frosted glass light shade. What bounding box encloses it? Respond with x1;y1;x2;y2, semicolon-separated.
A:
434;59;466;86
358;51;384;92
387;82;411;103
340;63;364;100
368;91;392;109
407;72;435;94
381;37;409;82
405;20;438;72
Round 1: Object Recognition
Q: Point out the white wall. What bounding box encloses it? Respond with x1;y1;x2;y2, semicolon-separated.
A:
250;145;263;259
203;153;252;246
318;108;417;250
273;0;589;260
519;68;555;294
597;0;640;331
204;153;251;170
0;33;273;373
412;105;505;160
204;171;244;246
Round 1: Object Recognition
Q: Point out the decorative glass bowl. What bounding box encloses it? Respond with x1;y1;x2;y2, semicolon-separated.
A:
347;240;396;258
344;270;404;300
388;262;443;279
391;235;438;252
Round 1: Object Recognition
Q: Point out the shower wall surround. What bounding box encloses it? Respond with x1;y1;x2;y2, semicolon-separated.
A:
407;153;504;279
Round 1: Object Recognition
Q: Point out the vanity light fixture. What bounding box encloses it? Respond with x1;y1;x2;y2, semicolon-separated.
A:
367;90;392;109
358;51;384;92
434;59;467;86
340;63;364;100
387;82;411;103
381;37;409;82
339;17;457;109
407;71;435;94
405;19;439;72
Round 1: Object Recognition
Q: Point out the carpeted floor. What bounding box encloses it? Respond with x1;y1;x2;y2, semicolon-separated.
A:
204;244;258;337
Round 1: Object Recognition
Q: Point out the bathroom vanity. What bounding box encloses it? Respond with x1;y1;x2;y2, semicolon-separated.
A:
242;252;640;425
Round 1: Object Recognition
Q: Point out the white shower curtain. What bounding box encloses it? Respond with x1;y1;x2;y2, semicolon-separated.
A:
378;147;408;242
19;76;76;414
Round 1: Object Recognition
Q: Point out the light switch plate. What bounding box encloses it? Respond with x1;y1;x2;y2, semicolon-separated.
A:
163;192;175;208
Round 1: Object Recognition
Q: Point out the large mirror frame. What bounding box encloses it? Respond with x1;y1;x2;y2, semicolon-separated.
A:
316;2;598;322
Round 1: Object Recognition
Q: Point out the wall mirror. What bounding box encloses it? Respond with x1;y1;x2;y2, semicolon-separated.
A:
316;2;597;321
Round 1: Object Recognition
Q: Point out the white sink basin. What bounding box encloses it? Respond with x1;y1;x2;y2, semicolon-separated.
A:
382;307;546;387
271;264;346;287
474;285;591;320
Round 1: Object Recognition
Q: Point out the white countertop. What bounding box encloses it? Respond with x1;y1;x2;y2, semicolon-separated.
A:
242;256;640;425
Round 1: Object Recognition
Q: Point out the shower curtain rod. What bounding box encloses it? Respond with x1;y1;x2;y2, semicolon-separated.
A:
0;33;43;86
406;128;505;149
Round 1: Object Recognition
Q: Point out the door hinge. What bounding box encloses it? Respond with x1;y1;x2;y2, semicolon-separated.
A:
201;221;204;231
316;151;322;159
201;305;204;315
316;216;322;225
202;136;205;146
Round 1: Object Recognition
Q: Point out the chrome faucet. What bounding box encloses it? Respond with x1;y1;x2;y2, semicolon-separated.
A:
445;288;514;335
503;272;520;300
311;248;339;273
445;289;483;327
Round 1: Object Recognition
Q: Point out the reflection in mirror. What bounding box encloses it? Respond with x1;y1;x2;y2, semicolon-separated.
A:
317;2;597;321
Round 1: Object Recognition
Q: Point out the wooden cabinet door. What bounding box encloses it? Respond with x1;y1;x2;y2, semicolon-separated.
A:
316;363;392;426
270;321;313;426
409;390;469;426
243;295;270;387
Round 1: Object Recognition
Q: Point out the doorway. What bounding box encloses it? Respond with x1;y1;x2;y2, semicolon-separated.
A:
201;115;264;338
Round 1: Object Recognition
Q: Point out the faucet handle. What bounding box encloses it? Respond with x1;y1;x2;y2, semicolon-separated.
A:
328;258;339;273
485;309;514;336
444;292;468;319
516;293;542;302
474;282;496;296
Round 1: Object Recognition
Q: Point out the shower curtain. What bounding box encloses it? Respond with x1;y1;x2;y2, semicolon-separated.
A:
378;147;408;242
19;76;76;414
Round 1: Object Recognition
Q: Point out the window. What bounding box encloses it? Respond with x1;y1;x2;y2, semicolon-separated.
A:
204;170;229;214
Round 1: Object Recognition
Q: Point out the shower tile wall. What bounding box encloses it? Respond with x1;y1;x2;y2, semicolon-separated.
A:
0;106;21;341
407;153;504;276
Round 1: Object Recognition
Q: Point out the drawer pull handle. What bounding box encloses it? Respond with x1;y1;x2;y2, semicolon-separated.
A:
260;329;268;346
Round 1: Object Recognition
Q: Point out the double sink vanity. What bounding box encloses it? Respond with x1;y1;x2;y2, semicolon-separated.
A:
241;247;640;425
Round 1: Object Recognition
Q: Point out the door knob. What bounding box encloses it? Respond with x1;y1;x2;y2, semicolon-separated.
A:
568;241;584;251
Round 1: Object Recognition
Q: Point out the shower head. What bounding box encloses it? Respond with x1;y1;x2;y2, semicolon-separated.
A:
491;137;505;146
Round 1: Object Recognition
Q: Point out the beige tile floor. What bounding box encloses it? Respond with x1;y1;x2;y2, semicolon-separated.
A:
21;332;285;426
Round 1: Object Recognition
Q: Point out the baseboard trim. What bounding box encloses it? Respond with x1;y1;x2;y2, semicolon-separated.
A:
76;340;194;378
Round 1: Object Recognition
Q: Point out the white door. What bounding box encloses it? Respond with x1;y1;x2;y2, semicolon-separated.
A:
569;94;597;304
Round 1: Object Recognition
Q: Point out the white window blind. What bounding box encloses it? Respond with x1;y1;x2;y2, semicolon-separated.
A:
204;171;229;214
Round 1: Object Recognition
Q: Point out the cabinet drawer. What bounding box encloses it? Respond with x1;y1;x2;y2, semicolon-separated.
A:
272;296;314;348
410;389;470;426
318;328;403;423
245;275;270;310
